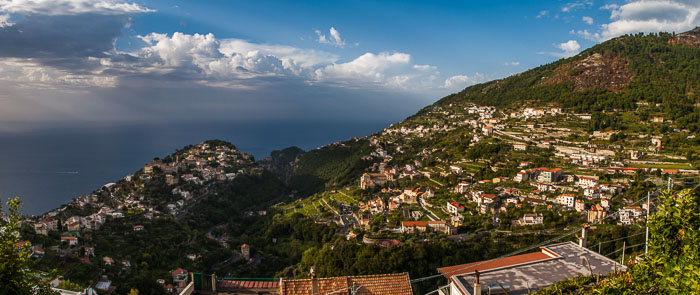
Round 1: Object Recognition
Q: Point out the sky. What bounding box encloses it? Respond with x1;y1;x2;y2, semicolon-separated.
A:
0;0;699;130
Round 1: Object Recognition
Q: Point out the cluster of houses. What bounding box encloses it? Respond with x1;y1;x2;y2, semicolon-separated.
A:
348;102;682;238
360;160;425;189
21;142;254;294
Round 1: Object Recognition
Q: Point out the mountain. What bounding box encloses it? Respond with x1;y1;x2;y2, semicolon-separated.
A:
427;28;700;128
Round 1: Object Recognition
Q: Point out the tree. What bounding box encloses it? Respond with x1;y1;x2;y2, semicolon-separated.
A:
602;188;700;293
0;197;56;295
57;280;82;292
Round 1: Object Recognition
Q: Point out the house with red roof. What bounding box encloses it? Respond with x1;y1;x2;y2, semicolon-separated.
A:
447;201;465;214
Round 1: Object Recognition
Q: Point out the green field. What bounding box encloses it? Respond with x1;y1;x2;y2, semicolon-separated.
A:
629;163;692;169
279;197;323;217
328;192;357;204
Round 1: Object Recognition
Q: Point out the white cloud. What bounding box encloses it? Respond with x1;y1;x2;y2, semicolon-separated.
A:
537;10;549;18
315;26;346;48
562;0;593;12
131;33;445;91
219;38;338;70
313;52;439;90
558;40;581;52
443;73;487;91
0;13;11;27
557;40;581;56
541;40;581;58
136;32;296;81
600;4;619;11
0;0;153;15
578;0;700;41
504;61;520;66
582;16;594;24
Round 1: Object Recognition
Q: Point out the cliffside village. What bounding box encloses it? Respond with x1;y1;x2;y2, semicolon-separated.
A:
22;142;254;294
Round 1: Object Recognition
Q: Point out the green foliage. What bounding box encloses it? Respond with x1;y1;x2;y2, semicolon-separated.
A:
185;170;286;229
57;279;83;291
535;189;700;294
596;189;700;294
289;139;373;196
0;198;56;295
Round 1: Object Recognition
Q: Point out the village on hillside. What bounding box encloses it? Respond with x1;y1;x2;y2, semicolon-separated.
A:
280;101;694;248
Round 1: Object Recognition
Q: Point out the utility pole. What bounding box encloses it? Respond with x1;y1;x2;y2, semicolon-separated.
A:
645;191;650;255
621;241;626;266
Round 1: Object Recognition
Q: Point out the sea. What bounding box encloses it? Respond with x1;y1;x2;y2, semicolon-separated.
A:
0;120;393;215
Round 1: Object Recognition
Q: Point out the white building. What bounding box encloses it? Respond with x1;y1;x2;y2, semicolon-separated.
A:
447;202;465;214
519;213;544;225
556;194;575;207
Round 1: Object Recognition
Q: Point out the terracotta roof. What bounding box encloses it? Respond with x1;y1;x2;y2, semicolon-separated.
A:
437;251;555;278
217;280;279;290
15;240;30;247
402;221;427;227
281;273;413;295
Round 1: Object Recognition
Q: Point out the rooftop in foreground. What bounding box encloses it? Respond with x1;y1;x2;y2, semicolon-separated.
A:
441;241;625;295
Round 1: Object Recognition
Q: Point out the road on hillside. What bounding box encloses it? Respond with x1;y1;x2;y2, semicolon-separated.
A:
419;198;442;221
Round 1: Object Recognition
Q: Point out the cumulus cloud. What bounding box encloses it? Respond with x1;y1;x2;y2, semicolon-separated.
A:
576;0;700;41
537;10;549;18
582;16;594;25
219;39;338;69
541;40;581;57
504;61;520;66
0;0;153;16
315;27;346;48
314;52;439;89
0;0;154;88
132;33;441;90
443;73;487;91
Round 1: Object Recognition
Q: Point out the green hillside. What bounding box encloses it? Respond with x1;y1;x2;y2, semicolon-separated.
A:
431;28;700;130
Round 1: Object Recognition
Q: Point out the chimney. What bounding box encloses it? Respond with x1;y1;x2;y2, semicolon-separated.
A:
310;266;319;295
473;270;482;295
579;224;589;248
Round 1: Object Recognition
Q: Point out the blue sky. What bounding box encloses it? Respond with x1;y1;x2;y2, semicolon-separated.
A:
0;0;698;129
